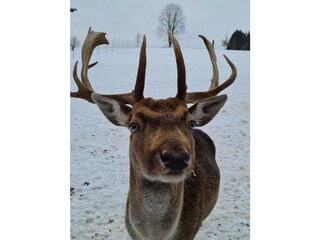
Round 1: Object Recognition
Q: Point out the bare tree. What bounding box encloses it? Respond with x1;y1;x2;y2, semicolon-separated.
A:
135;32;142;48
70;36;80;58
157;3;186;47
221;34;229;49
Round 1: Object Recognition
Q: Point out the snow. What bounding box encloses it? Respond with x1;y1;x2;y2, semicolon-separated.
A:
70;47;250;239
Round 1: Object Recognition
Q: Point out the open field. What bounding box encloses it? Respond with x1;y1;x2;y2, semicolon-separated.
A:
70;47;250;239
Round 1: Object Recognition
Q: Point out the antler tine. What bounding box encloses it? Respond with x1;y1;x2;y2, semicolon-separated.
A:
185;36;237;104
168;32;187;101
80;28;109;91
71;61;95;103
133;35;147;102
102;34;147;105
70;28;109;103
198;35;219;90
212;54;237;92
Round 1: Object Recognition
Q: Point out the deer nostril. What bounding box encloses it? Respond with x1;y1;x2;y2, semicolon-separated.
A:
160;152;171;165
182;153;190;164
160;151;190;171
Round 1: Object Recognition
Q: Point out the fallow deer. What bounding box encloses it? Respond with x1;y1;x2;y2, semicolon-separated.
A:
71;28;237;240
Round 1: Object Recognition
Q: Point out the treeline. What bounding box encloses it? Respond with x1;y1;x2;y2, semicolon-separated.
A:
224;30;250;51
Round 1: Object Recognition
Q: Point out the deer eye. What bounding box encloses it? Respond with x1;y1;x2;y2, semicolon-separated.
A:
129;123;140;133
189;121;196;129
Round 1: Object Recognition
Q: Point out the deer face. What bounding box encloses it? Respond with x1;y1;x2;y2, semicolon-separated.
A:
128;98;195;182
92;94;227;183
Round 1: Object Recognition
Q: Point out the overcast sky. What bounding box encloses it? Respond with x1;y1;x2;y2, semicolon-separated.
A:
70;0;250;49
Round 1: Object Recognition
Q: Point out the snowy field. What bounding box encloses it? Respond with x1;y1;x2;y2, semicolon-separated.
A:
70;46;250;239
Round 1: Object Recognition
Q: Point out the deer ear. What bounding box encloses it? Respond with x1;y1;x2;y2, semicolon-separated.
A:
91;93;131;127
188;94;227;127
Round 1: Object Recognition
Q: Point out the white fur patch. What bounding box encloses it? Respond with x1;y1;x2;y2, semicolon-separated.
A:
106;98;129;126
91;93;129;126
192;102;205;125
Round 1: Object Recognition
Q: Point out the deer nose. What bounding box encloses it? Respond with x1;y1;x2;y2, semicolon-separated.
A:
160;151;190;172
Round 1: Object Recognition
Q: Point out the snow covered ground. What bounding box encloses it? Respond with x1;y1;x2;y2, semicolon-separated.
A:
70;46;250;239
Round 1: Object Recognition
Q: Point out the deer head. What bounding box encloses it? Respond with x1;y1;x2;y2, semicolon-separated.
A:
71;28;237;183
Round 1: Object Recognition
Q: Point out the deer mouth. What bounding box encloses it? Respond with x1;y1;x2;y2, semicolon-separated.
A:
158;165;194;183
166;170;184;175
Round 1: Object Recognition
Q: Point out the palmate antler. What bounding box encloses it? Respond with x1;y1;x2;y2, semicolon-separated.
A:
71;27;147;105
71;28;237;105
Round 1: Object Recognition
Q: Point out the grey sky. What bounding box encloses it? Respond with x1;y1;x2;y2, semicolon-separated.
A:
70;0;250;49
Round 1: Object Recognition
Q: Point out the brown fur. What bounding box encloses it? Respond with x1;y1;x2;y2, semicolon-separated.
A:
123;98;220;240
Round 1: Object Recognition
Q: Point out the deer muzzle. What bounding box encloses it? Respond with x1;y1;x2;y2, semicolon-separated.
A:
160;140;190;173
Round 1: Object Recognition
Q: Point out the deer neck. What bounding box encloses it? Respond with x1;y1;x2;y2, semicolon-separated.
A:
127;161;184;239
128;162;185;217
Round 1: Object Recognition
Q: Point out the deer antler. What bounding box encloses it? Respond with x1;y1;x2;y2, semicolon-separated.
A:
71;27;147;105
133;35;147;102
169;33;237;104
168;32;187;101
71;29;236;105
71;27;108;103
199;35;219;90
